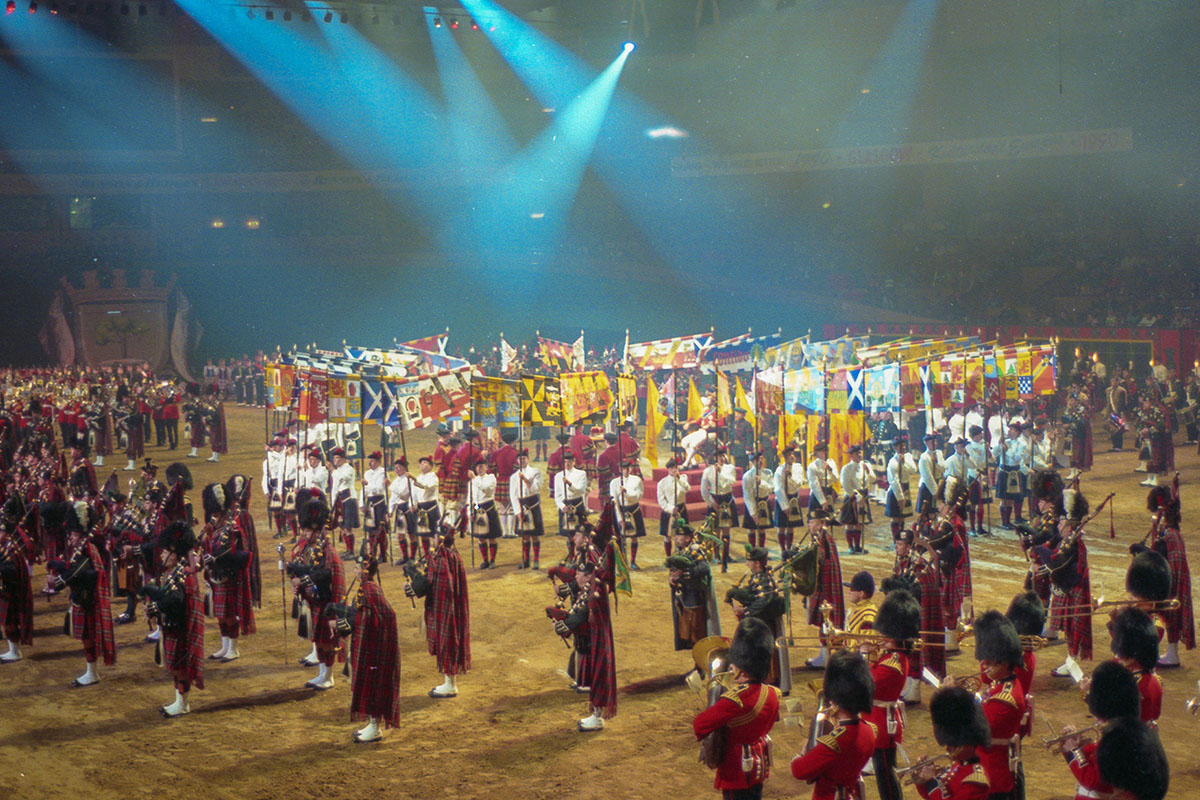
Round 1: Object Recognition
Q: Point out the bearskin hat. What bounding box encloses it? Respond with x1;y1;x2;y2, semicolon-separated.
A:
1126;551;1172;602
881;574;921;603
224;474;250;510
165;462;193;491
1110;607;1160;672
823;649;874;715
1087;661;1141;721
875;589;921;643
1145;485;1179;516
68;466;91;497
2;494;25;523
974;610;1022;667
930;687;991;748
67;500;91;534
727;617;774;682
1097;718;1170;800
39;499;72;530
1063;488;1089;522
1006;592;1047;637
201;483;226;519
157;520;197;557
1030;470;1064;506
297;488;330;531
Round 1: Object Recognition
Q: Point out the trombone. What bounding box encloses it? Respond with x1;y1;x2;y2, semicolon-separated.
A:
1041;721;1104;753
894;754;951;786
1051;598;1180;615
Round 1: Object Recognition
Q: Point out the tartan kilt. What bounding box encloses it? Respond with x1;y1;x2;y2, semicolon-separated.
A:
774;497;804;529
837;496;862;529
1149;433;1174;473
162;574;205;688
1049;580;1092;660
515;497;544;537
415;501;441;538
1162;529;1195;648
362;495;388;533
939;563;968;627
915;568;945;678
557;498;587;537
588;587;618;719
189;419;207;448
468;500;502;540
884;490;911;520
713;492;739;528
112;559;142;598
659;505;689;537
211;576;255;634
338;496;361;530
744;496;774;530
996;467;1024;501
441;477;464;504
618;505;647;538
807;535;845;628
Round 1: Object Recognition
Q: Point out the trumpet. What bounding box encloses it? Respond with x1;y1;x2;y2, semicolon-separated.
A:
1041;721;1104;753
1053;598;1180;615
894;754;951;785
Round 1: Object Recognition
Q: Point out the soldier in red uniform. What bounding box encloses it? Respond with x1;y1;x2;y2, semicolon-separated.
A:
491;432;519;538
1059;660;1141;800
693;617;781;800
595;432;621;503
1094;717;1169;800
867;588;921;800
998;592;1045;697
449;430;483;512
962;610;1027;800
790;650;877;800
1110;607;1162;724
569;423;597;485
913;687;992;800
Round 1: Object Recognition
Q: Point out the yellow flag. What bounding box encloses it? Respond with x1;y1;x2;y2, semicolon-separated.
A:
735;376;756;428
645;377;663;467
716;370;732;418
688;377;704;423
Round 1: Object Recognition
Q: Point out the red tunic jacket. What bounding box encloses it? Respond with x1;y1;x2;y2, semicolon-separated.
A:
791;717;877;800
915;759;990;800
979;677;1026;793
1065;740;1114;800
693;682;781;789
866;650;909;750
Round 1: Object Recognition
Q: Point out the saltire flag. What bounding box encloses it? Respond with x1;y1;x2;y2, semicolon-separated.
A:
645;377;664;466
616;374;638;423
784;367;825;414
921;362;943;409
361;379;386;425
499;336;519;376
537;334;577;372
559;371;614;425
846;368;865;412
864;364;900;412
520;374;562;426
825;369;849;414
398;331;449;356
380;380;402;428
735;376;757;426
716;371;733;418
687;377;704;423
471;376;521;429
754;366;785;416
624;331;712;371
699;330;783;373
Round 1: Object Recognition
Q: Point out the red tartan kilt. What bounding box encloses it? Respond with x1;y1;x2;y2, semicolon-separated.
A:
1050;582;1092;658
162;627;188;670
807;539;845;628
441;479;463;504
71;602;94;641
211;581;238;620
190;421;207;448
940;566;968;625
918;572;945;677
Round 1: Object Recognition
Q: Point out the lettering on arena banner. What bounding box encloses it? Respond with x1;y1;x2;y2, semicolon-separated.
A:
671;128;1134;178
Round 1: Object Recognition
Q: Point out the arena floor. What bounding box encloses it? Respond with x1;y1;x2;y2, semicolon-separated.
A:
1;406;1196;800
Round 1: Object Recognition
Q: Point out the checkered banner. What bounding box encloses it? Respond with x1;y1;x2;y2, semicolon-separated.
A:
520;374;562;426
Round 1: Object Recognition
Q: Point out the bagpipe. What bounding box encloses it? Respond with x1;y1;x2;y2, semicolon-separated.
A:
324;572;362;639
142;563;188;632
46;544;98;607
401;550;431;606
203;517;249;584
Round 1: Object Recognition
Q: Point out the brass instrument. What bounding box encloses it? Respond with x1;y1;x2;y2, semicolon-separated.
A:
894;754;952;786
686;635;734;696
1041;721;1104;753
1186;680;1200;715
1053;598;1180;615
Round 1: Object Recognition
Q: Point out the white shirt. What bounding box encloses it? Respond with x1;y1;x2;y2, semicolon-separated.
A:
987;415;1005;445
1029;433;1052;472
657;473;690;512
806;458;837;505
992;435;1026;469
965;410;984;436
412;471;439;505
943;451;971;484
773;461;803;500
361;465;387;499
299;463;329;493
262;450;284;494
279;451;299;485
742;467;773;506
388;474;413;511
554;467;588;509
509;465;542;505
469;473;496;505
610;475;644;508
966;440;988;475
330;462;356;498
918;450;941;493
947;413;966;441
840;460;870;497
700;463;737;506
886;452;913;500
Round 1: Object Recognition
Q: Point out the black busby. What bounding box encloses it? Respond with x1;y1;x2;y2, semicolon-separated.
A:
875;589;921;643
39;499;72;531
974;610;1022;667
1063;487;1089;522
224;474;250;510
157;520;197;557
297;488;330;531
1110;607;1160;672
727;617;774;683
747;547;770;564
1086;661;1141;721
1006;592;1047;637
823;649;874;715
1145;485;1179;516
1126;551;1172;602
165;462;193;491
201;483;226;519
1030;469;1064;506
881;574;921;603
1097;717;1170;800
929;686;990;748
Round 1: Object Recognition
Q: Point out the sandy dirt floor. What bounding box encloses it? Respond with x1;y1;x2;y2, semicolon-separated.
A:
1;405;1197;800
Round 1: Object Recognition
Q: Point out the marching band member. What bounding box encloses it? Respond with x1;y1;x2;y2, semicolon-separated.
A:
361;450;389;562
1035;485;1093;677
1137;483;1193;667
701;446;739;572
806;441;837;522
1059;661;1141;800
1000;592;1045;696
1110;607;1163;724
491;431;519;539
143;520;204;717
962;611;1028;800
993;421;1027;530
692;618;781;799
867;588;921;800
844;570;877;644
774;445;805;551
916;434;942;516
667;522;721;670
742;450;775;551
340;556;401;743
1095;717;1170;800
201;483;256;662
839;445;871;554
554;450;589;558
886;435;914;542
46;503;116;686
262;437;286;538
912;687;991;800
387;456;416;565
725;547;789;692
790;649;877;799
405;521;470;698
657;458;691;557
0;518;34;662
611;458;645;569
329;447;359;560
806;515;845;670
467;458;501;569
965;426;991;536
509;448;544;569
412;456;442;559
888;530;944;704
288;490;346;690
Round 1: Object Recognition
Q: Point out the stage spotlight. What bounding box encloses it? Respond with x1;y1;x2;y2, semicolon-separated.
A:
27;0;36;11
449;17;458;29
323;10;331;22
432;15;441;27
623;41;635;52
470;19;478;30
6;0;15;12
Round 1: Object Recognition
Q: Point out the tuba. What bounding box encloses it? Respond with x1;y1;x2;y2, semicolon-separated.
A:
691;635;734;769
